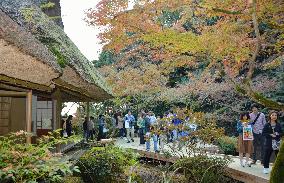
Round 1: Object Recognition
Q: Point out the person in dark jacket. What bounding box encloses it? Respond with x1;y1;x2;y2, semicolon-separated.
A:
137;113;146;145
61;118;66;137
83;117;89;142
262;110;282;174
88;116;95;140
66;115;73;137
144;113;151;133
250;104;266;164
97;114;105;141
144;112;151;151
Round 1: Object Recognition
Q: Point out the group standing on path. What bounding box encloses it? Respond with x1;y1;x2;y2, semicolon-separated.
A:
115;105;283;175
237;104;282;174
118;110;197;153
60;109;196;154
61;104;282;175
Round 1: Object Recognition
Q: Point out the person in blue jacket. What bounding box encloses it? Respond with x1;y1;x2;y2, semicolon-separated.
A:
172;114;182;143
125;111;135;143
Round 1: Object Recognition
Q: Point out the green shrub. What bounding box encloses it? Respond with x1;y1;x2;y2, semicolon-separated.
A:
173;155;231;183
270;141;284;183
130;164;186;183
217;136;238;155
76;146;138;183
0;130;80;183
63;176;83;183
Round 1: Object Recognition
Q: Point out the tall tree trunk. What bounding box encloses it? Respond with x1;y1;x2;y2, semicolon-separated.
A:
247;0;261;80
238;0;284;110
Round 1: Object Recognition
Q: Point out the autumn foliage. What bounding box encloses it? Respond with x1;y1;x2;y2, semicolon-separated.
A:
86;0;284;112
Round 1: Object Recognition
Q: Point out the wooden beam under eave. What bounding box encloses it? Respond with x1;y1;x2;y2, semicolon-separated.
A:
54;79;92;97
26;90;32;143
59;87;94;102
0;74;52;92
0;83;29;92
0;91;27;97
53;78;104;102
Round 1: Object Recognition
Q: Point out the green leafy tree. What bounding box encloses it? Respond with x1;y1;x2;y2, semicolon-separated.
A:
0;130;80;183
93;50;116;68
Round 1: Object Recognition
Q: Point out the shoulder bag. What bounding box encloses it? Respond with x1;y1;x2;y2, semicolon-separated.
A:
272;126;282;150
252;113;261;125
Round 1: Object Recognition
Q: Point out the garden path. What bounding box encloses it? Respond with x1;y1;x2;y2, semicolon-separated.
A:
115;137;269;183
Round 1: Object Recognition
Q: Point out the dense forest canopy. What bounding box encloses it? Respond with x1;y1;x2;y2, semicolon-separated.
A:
85;0;284;134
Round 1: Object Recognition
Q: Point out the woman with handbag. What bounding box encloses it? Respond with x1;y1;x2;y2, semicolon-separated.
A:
262;110;282;174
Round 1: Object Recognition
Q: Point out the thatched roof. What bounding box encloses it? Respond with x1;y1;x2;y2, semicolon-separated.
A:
0;9;61;88
0;0;113;101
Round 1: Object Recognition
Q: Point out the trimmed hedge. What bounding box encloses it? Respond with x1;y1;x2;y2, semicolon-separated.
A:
174;155;232;183
270;141;284;183
76;146;138;183
217;136;238;155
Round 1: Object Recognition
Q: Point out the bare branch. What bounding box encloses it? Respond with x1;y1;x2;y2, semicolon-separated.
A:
247;0;261;80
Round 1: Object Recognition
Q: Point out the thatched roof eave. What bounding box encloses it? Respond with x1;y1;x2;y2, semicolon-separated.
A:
0;9;62;74
0;0;113;100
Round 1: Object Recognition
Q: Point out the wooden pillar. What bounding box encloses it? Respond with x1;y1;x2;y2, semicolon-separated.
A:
86;102;90;120
53;88;62;129
52;88;62;153
52;99;57;130
26;90;32;143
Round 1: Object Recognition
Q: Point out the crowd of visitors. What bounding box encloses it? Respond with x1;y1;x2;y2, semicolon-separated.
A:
61;103;282;175
61;109;197;154
113;110;197;153
237;104;282;174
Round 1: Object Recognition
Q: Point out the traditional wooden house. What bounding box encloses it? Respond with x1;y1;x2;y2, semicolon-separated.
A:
0;0;113;140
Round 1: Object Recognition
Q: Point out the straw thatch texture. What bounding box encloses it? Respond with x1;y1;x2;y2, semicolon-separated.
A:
0;39;60;86
0;0;113;100
60;67;112;101
0;9;61;86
